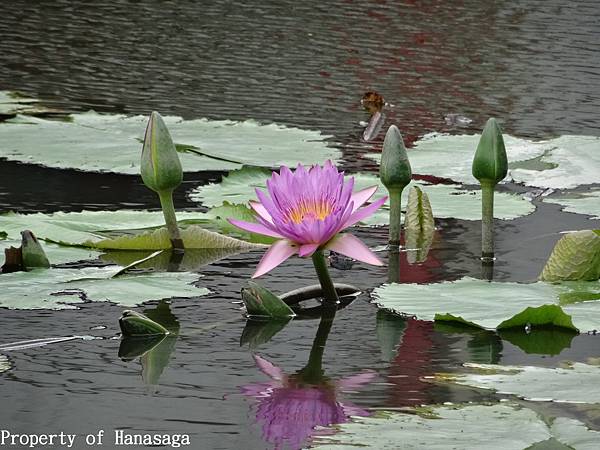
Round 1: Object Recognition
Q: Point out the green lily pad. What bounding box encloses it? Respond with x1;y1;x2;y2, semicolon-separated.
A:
371;277;600;332
0;112;339;173
0;267;207;309
550;417;600;450
312;403;552;449
540;230;600;281
241;281;296;319
544;189;600;220
447;362;600;404
189;167;534;222
366;133;600;189
0;355;10;373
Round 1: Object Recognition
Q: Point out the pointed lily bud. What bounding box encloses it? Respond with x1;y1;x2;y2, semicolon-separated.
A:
141;112;183;194
21;230;50;269
379;125;412;246
379;125;412;191
472;118;508;185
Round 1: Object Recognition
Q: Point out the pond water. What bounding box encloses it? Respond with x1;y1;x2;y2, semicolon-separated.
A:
1;1;599;449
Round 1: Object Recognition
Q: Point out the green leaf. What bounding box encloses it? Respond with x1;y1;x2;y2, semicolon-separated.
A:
366;133;600;189
119;310;169;336
472;118;508;185
540;230;600;281
189;167;534;221
0;112;339;173
20;230;50;269
544;189;600;220
404;186;435;264
88;225;262;250
372;277;600;332
1;239;100;265
204;202;276;244
0;267;208;309
312;403;552;450
241;281;296;319
447;362;600;404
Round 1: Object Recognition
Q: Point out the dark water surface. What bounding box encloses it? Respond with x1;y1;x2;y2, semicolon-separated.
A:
1;1;600;449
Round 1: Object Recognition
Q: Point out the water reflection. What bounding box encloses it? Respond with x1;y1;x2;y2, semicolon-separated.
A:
118;301;180;389
241;308;376;449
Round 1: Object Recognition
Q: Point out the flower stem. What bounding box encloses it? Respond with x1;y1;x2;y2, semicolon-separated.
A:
389;188;403;246
481;181;495;260
311;250;339;305
158;190;184;251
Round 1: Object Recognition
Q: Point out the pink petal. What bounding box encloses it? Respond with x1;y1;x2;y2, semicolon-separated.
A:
253;239;298;278
342;195;388;229
249;200;273;223
298;243;319;257
228;218;283;238
325;234;383;266
253;354;285;381
350;186;377;212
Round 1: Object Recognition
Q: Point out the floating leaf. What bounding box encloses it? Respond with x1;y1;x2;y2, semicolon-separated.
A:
189;167;534;221
544;189;600;220
0;267;207;309
0;112;339;173
312;403;551;450
241;281;295;319
371;277;600;332
366;133;599;189
404;186;435;263
540;230;600;281
447;362;600;404
550;417;600;450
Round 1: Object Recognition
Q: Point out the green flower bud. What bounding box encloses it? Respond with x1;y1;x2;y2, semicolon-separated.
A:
379;125;412;192
141;112;183;194
21;230;50;269
472;118;508;185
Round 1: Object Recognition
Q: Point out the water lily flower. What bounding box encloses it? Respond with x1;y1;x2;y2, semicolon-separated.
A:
228;161;387;279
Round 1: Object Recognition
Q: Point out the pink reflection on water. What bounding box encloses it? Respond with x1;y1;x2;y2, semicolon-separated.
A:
241;355;376;450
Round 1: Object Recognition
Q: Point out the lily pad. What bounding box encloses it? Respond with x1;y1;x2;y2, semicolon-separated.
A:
371;277;600;332
544;189;600;220
0;112;339;173
366;133;600;189
540;230;600;281
447;362;600;404
550;417;600;450
189;167;534;222
0;267;207;309
312;403;551;449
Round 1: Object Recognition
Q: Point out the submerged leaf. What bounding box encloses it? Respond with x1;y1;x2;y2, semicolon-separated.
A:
540;230;600;281
0;112;339;173
371;277;600;332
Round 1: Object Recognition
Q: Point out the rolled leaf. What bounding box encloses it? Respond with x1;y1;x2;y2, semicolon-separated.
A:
140;111;183;193
404;186;435;264
119;310;169;336
540;230;600;281
379;125;412;192
20;230;50;269
472;118;508;185
241;281;295;319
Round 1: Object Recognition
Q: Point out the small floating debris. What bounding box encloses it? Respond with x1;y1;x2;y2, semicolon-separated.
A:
444;113;473;127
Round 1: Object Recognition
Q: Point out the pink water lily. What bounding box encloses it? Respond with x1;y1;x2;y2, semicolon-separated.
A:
229;161;387;277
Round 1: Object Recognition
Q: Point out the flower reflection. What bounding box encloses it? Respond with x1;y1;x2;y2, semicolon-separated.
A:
241;354;375;450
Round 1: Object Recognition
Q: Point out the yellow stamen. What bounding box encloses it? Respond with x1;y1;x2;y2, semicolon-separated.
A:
286;199;333;224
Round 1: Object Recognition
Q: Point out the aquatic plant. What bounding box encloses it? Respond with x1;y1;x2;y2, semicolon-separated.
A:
471;118;508;259
379;125;412;246
141;112;184;250
228;161;386;303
